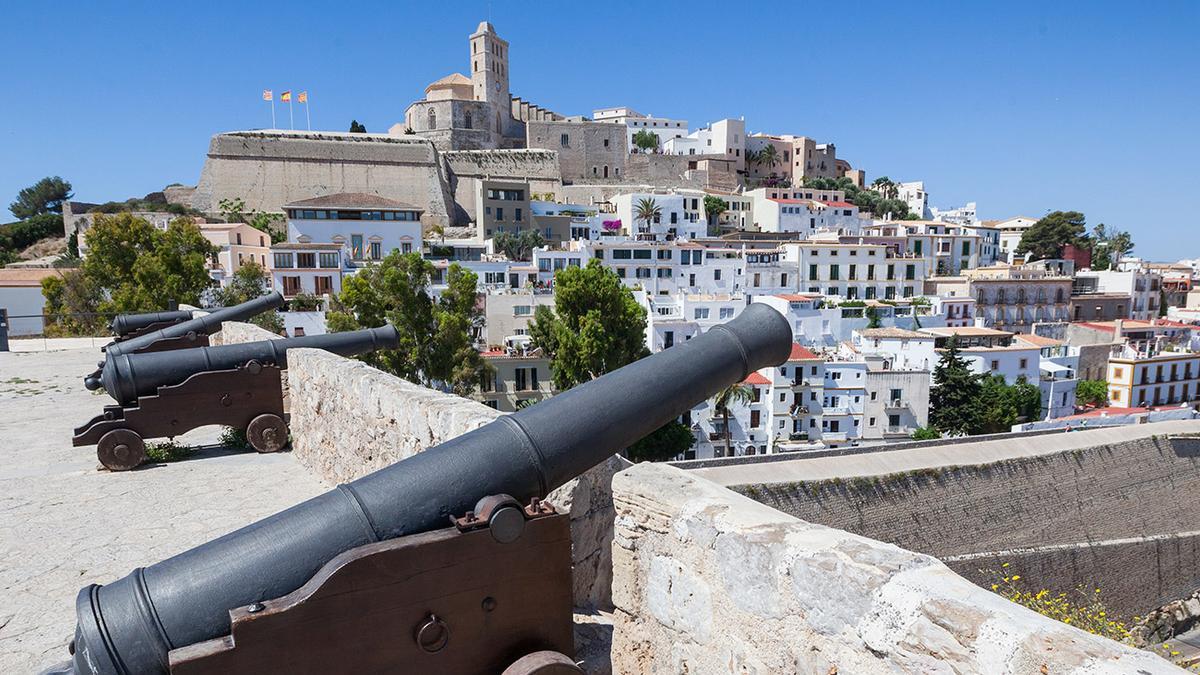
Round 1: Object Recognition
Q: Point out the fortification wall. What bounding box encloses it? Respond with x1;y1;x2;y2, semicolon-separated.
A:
611;462;1176;674
192;131;456;225
441;148;562;223
732;432;1200;617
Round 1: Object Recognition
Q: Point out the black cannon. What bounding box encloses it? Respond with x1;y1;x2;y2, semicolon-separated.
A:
52;304;791;675
99;292;285;361
74;326;400;471
108;309;194;341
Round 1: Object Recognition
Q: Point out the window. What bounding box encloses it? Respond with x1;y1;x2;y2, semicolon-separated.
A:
719;307;734;320
314;276;333;296
297;252;316;268
694;308;710;320
273;252;294;268
515;208;523;222
1019;358;1028;369
496;207;504;221
281;276;301;296
369;242;382;260
427;109;436;129
401;242;413;254
809;264;819;281
319;252;339;268
351;235;364;260
514;305;532;316
991;360;999;371
560;133;569;148
612;249;632;260
633;249;651;260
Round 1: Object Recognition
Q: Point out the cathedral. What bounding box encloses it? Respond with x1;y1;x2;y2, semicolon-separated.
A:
396;22;561;150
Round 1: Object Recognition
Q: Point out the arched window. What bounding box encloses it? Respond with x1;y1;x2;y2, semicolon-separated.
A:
1017;288;1026;304
464;111;472;129
603;165;609;178
997;288;1006;304
1056;288;1065;303
495;112;502;133
427;108;436;129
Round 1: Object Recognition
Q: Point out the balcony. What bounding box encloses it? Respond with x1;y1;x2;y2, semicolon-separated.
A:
789;404;810;416
884;425;911;436
707;431;726;442
885;399;909;410
822;431;848;442
823;405;851;415
788;432;809;441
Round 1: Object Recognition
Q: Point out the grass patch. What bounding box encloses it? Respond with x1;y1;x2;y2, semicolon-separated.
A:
3;377;37;384
145;440;198;463
218;426;253;451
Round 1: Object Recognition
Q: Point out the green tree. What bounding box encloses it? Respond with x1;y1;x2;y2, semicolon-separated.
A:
326;251;487;395
631;129;659;152
911;426;940;441
528;260;690;461
81;213;216;313
527;259;647;390
1016;211;1088;261
866;306;882;329
10;176;72;219
211;261;283;333
0;213;64;257
626;420;694;462
634;197;662;234
756;144;780;170
1008;376;1043;423
41;270;106;336
493;229;545;261
349;120;367;133
703;195;728;232
975;375;1020;433
1075;380;1109;408
929;336;982;436
711;384;753;458
871;176;899;200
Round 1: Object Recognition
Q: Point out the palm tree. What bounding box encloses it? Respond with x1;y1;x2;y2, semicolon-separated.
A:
634;197;662;234
711;383;753;458
757;143;780;171
871;176;899;201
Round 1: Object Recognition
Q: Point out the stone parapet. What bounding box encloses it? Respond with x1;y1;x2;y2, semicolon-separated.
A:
211;320;281;345
610;462;1179;674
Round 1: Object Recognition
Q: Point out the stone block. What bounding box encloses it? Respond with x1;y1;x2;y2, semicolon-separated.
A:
610;462;1181;674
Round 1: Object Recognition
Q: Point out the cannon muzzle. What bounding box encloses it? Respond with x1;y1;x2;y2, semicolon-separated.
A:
88;325;401;404
108;310;194;338
104;292;285;359
62;304;791;675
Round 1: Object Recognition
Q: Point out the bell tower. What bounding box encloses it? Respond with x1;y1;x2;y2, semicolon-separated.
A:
469;21;510;110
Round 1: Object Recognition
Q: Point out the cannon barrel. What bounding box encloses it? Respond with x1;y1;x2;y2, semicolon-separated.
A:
64;304;791;675
85;326;402;403
109;310;194;337
104;292;285;359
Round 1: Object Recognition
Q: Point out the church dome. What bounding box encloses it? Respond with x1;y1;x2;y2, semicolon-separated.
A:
424;73;473;101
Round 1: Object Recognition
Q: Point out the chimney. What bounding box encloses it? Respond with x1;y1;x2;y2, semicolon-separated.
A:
1113;318;1123;342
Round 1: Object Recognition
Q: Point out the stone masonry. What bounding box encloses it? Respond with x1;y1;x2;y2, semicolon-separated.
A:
727;427;1200;618
611;462;1181;674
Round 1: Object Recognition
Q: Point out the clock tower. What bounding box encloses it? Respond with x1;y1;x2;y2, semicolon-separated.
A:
469;21;510;114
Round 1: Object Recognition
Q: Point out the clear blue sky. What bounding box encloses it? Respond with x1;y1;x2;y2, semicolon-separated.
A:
2;1;1196;259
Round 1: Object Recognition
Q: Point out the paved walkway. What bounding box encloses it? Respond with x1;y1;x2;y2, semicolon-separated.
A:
0;347;327;672
692;419;1200;486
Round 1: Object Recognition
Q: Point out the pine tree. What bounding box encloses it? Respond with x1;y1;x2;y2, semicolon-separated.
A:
929;335;982;436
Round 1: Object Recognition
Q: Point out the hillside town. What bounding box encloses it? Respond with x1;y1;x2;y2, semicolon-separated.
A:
5;11;1200;675
3;21;1199;462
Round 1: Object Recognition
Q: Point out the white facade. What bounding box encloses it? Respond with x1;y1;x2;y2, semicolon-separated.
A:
897;181;932;220
750;195;863;236
662;118;746;171
611;192;706;241
284;194;423;264
962;224;1001;267
592;107;688;152
930;201;979;226
270;244;346;299
1074;269;1162;320
851;328;937;372
992;216;1039;263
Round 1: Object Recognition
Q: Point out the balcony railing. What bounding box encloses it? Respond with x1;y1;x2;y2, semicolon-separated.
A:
789;404;810;416
884;425;911;436
788;432;809;441
707;431;726;441
885;399;908;410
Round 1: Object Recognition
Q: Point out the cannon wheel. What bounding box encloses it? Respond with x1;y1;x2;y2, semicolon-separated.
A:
246;413;289;453
501;651;583;675
97;429;147;471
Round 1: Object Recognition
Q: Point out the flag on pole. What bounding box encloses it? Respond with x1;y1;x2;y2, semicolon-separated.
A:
298;91;307;103
280;90;292;102
262;89;273;101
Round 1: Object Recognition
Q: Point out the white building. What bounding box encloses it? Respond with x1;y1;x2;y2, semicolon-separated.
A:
783;240;928;302
1074;268;1162;320
962;224;1001;267
283;193;423;263
592;107;688;152
851;328;937;372
896;181;932;220
931;202;979;226
749;193;863;236
921;326;1040;385
662;118;747;171
611;192;706;241
0;269;62;337
989;216;1040;263
270;243;346;299
643;291;745;353
1016;334;1079;420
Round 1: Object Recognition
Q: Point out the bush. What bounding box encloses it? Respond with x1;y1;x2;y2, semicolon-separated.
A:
987;566;1131;643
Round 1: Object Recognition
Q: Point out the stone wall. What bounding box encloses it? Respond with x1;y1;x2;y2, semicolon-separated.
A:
211;320;282;345
441;148;562;223
526;120;627;185
283;347;625;608
733;432;1200;617
611;462;1179;674
192;130;456;224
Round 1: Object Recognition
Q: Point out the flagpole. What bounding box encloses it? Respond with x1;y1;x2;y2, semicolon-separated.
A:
271;99;276;129
289;99;294;130
306;99;311;131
